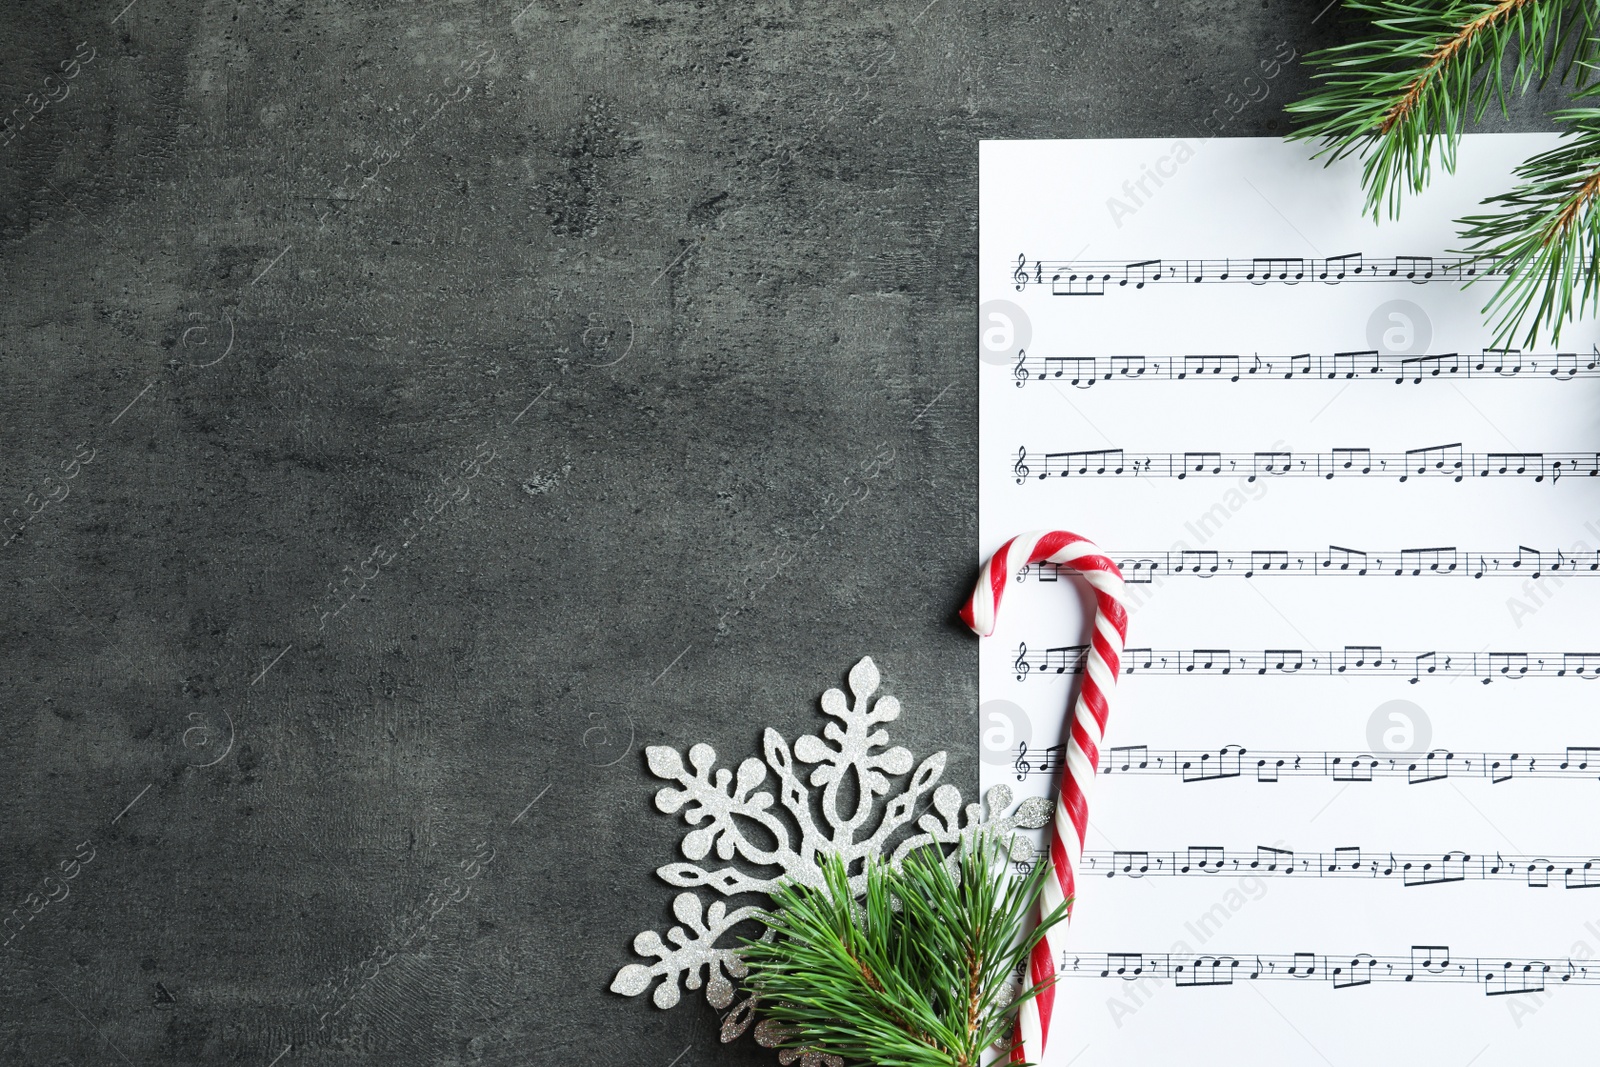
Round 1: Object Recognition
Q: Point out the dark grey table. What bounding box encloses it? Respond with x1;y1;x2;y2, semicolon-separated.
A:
0;3;1560;1063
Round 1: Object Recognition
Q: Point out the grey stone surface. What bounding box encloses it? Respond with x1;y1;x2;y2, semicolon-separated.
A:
0;2;1567;1064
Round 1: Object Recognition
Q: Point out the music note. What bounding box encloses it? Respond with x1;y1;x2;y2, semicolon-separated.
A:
1486;959;1549;997
1180;355;1242;380
1410;945;1452;978
1333;955;1378;989
1392;255;1435;281
1173;550;1217;577
1320;253;1364;281
1041;645;1088;676
1488;652;1530;681
1403;442;1464;482
1406;750;1455;784
1329;846;1362;873
1051;264;1109;296
1176;955;1240;987
1033;743;1064;775
1328;447;1373;477
1051;448;1126;476
1103;953;1146;978
1261;649;1305;675
1247;549;1290;577
1564;859;1600;889
1486;452;1548;481
1044;355;1097;387
1255;753;1287;781
1329;754;1376;782
1113;850;1153;878
1122;558;1161;584
1561;747;1600;772
1254;845;1294;872
1180;451;1223;477
1250;451;1292;481
1122;648;1157;674
1339;645;1385;672
1182;744;1244;782
1325;545;1369;574
1398;353;1462;383
1402;851;1470;888
1111;355;1149;379
1561;653;1600;678
1184;649;1233;674
1109;745;1151;772
1484;346;1522;374
1120;260;1164;289
1399;546;1459;576
1249;257;1305;283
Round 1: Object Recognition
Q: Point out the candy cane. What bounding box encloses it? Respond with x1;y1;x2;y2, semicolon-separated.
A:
960;530;1129;1065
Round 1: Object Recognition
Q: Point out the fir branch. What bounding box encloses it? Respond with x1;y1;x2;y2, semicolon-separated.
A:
742;837;1067;1067
1288;0;1595;219
1458;86;1600;343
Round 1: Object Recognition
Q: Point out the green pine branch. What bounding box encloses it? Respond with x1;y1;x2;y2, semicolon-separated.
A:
1289;1;1600;342
1287;0;1595;220
741;838;1067;1067
1459;86;1600;344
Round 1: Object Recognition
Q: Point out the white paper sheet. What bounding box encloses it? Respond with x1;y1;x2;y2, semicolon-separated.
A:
978;135;1600;1065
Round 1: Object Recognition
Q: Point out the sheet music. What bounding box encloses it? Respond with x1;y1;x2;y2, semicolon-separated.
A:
979;135;1600;1065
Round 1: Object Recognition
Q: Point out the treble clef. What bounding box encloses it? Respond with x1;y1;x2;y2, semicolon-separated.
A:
1013;253;1028;291
1016;563;1030;583
1014;642;1030;682
1014;741;1031;781
1013;446;1030;484
1013;349;1029;387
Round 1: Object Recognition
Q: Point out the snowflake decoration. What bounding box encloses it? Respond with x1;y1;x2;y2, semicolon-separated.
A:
611;656;1051;1055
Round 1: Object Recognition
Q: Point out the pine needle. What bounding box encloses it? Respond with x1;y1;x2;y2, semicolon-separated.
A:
741;837;1068;1067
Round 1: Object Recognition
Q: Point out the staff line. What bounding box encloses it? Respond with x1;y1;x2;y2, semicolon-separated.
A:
1012;444;1600;484
1018;544;1599;583
1009;742;1600;786
1013;643;1600;683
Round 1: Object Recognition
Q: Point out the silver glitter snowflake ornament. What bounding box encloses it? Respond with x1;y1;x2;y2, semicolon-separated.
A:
611;655;1051;1052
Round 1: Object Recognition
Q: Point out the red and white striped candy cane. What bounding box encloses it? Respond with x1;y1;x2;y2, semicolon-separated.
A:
960;530;1129;1065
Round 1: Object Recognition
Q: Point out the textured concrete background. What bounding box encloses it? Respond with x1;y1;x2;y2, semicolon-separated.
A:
0;2;1565;1064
